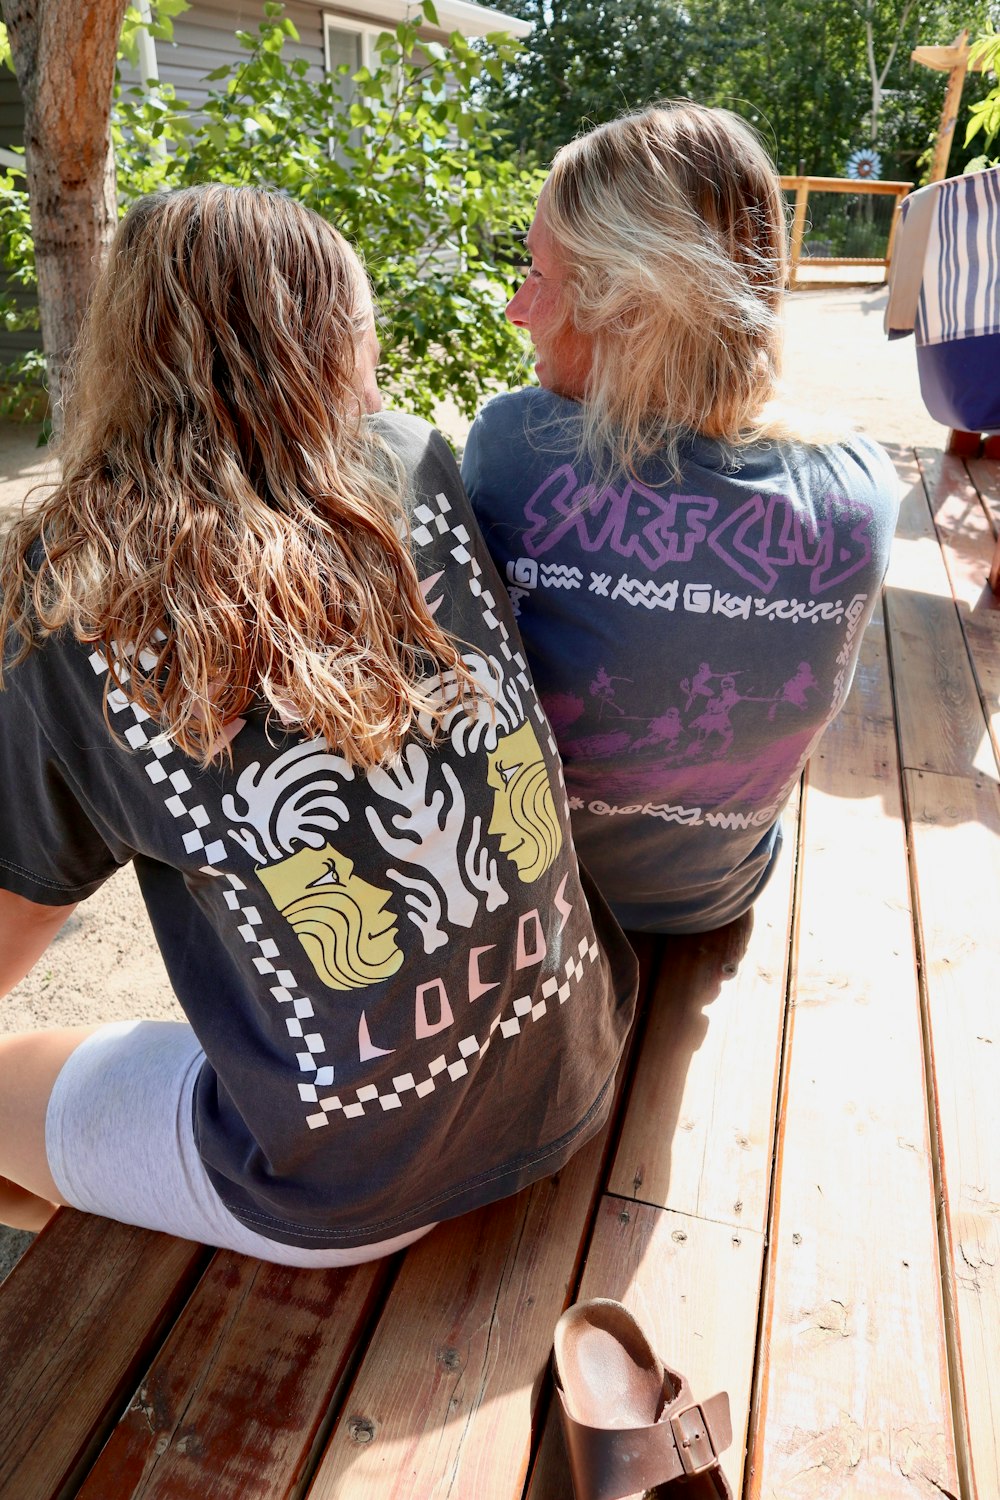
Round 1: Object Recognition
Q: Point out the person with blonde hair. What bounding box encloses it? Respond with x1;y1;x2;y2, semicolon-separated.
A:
0;185;637;1261
463;102;900;934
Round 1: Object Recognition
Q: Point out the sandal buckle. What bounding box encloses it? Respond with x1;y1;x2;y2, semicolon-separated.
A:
670;1402;717;1476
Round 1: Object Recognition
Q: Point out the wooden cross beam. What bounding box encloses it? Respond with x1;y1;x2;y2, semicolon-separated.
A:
912;29;988;182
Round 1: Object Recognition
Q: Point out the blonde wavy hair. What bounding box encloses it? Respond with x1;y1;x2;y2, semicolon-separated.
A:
542;102;802;479
0;185;475;769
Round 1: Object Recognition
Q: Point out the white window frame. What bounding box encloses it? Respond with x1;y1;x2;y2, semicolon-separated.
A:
322;13;383;78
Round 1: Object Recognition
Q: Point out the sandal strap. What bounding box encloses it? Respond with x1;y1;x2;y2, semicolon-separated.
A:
556;1381;733;1500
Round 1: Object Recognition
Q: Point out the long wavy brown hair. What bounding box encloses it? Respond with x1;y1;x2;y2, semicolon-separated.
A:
0;185;475;768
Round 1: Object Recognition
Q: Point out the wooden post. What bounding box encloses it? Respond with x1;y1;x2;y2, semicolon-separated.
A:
883;186;909;278
788;178;809;291
911;30;986;183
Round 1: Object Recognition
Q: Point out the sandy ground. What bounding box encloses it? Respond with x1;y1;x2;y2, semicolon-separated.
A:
0;284;945;1277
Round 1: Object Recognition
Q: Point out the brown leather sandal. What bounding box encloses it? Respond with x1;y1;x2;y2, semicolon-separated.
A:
552;1299;733;1500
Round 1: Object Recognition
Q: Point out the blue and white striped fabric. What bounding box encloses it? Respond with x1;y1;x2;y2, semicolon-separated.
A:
915;165;1000;347
884;164;1000;431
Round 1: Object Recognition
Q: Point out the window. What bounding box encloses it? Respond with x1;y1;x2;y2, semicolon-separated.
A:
323;14;385;157
323;14;381;107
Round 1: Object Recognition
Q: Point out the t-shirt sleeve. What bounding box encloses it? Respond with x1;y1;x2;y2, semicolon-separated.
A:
0;654;124;905
460;409;512;564
460;417;482;507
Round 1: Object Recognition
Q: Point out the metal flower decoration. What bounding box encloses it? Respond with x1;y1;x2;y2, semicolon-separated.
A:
845;147;882;181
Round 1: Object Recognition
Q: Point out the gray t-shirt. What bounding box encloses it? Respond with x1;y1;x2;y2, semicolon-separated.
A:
463;388;900;933
0;412;638;1248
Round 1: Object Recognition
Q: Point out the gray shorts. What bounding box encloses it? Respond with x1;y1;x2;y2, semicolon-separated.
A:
45;1019;433;1267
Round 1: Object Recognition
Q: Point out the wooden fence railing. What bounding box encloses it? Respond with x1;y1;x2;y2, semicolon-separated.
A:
780;175;913;289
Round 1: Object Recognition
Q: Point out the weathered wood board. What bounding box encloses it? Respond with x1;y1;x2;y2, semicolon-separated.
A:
0;1214;210;1500
306;1091;619;1499
748;698;957;1496
76;1254;389;1500
608;819;794;1232
905;769;1000;1500
524;1197;764;1500
886;450;997;780
916;449;1000;779
966;456;1000;537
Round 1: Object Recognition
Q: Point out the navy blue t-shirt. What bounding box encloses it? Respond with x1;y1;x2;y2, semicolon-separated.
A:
0;412;638;1247
463;388;900;933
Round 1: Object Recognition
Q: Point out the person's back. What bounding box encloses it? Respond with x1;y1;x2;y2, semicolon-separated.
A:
464;386;896;932
464;103;900;934
0;185;637;1259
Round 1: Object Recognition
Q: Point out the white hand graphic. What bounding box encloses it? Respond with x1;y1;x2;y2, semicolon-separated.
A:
386;867;448;954
464;815;508;913
366;745;478;928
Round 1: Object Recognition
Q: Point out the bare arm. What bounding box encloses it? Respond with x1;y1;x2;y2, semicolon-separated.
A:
0;887;77;999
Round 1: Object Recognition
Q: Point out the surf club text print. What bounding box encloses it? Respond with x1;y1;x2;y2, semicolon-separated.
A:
516;465;874;594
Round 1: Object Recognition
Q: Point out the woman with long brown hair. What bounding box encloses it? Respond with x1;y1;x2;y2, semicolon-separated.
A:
464;102;901;935
0;185;637;1262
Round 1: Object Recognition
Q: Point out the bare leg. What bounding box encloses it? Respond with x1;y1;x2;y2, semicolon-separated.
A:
0;1027;100;1231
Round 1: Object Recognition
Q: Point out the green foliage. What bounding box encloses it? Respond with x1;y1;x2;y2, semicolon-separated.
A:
0;167;41;419
483;0;1000;181
476;1;691;166
2;2;542;424
118;0;190;66
964;23;1000;169
796;190;897;258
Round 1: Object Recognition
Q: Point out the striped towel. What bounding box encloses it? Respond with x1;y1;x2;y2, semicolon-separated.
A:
884;164;1000;344
917;166;1000;346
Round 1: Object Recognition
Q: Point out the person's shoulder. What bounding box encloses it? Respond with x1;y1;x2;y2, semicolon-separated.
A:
831;430;895;474
470;385;571;437
801;432;900;514
370;409;463;489
482;385;571;418
370;408;447;463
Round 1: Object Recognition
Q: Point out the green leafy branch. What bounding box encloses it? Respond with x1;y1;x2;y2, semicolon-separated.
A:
964;22;1000;170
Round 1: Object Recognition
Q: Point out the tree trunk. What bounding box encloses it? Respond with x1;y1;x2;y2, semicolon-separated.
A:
4;0;128;433
862;0;917;149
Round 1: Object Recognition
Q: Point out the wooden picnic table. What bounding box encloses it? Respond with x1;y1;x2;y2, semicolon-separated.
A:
0;445;998;1500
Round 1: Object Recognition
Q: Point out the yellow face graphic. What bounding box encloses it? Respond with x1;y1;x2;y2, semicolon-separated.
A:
486;720;563;883
256;843;403;991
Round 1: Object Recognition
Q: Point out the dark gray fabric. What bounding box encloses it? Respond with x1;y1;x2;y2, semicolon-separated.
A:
463;388;901;933
0;412;638;1248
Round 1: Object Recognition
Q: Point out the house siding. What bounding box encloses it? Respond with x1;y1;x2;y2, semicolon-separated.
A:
117;2;328;110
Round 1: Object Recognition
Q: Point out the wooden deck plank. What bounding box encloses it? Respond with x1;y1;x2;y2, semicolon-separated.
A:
527;858;795;1500
526;1196;765;1499
607;820;794;1232
74;1254;389;1500
305;1112;614;1500
905;769;1000;1500
524;854;798;1500
916;449;1000;782
966;455;1000;537
748;693;958;1496
885;450;998;782
917;450;1000;610
0;1214;210;1500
